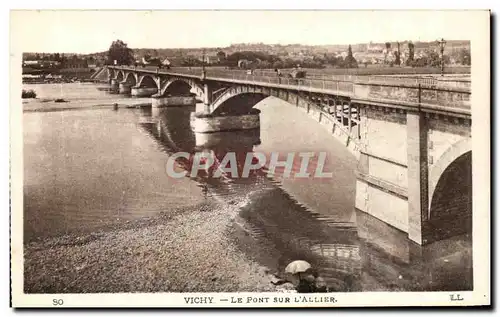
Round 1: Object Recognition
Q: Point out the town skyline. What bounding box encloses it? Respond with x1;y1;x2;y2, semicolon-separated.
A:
22;39;470;56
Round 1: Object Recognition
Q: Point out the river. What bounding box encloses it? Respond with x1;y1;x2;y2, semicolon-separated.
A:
23;83;472;292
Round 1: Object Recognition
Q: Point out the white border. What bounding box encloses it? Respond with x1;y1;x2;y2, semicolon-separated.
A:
6;5;493;310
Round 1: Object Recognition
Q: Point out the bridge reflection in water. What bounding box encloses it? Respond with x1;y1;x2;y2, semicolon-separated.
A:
136;107;472;292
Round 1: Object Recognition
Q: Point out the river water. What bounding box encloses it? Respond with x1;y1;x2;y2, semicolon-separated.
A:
23;83;472;292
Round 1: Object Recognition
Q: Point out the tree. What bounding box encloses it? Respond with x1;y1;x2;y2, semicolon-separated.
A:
259;60;272;69
343;45;358;68
426;50;442;67
395;42;401;66
324;53;341;67
106;39;134;65
272;60;284;69
383;42;392;64
458;48;471;65
406;41;415;66
216;51;226;63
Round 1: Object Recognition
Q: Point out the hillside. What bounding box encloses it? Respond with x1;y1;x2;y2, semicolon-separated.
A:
24;40;470;61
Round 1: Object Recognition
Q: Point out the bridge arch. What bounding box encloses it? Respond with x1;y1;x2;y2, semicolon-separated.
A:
123;72;137;86
137;75;158;89
428;138;472;214
427;138;472;240
160;78;204;98
116;70;124;82
209;86;361;157
211;91;267;116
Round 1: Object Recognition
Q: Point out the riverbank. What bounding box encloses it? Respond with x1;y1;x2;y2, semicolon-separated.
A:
22;83;152;112
24;200;279;293
23;98;151;112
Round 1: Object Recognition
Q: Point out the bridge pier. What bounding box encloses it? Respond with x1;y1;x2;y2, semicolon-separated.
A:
355;106;434;245
190;109;261;133
203;83;212;105
151;95;197;108
194;128;261;150
406;111;429;245
110;79;119;92
131;86;158;97
118;82;132;94
196;103;211;113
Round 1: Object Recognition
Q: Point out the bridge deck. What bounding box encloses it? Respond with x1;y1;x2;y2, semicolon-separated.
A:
108;66;471;116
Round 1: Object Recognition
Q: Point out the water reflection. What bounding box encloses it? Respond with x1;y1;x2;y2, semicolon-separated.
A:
234;189;472;292
137;107;269;201
136;107;472;292
23;108;206;243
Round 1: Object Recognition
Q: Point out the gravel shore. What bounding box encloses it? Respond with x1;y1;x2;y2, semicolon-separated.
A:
24;200;279;293
22;97;151;112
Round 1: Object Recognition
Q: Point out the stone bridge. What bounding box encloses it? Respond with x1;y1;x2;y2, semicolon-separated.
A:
103;65;472;246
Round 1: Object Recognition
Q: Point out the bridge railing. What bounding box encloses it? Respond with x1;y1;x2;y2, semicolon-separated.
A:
113;66;470;87
204;68;356;95
113;65;470;89
250;69;471;89
209;70;470;112
355;75;471;90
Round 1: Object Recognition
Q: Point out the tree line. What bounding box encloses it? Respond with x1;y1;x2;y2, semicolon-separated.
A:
105;39;470;69
189;45;358;69
23;53;98;67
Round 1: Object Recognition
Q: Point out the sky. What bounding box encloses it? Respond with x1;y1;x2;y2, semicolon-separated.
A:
10;10;485;54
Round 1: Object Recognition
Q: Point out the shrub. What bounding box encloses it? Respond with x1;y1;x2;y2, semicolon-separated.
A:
22;89;37;99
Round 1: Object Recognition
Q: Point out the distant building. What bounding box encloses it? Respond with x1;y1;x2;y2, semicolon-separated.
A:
63;58;87;69
162;56;185;67
238;59;250;68
22;60;60;69
23;60;39;66
338;52;348;58
197;53;218;65
162;58;171;66
367;42;384;53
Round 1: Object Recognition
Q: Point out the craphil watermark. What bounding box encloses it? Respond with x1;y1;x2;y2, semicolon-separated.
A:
166;151;334;179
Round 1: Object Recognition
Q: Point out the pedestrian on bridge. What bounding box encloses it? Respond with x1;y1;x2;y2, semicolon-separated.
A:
275;68;282;84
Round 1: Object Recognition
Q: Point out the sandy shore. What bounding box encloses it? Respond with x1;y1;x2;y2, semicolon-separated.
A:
24;200;280;293
22;96;152;112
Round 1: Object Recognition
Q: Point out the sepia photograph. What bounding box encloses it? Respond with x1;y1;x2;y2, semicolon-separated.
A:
9;9;490;307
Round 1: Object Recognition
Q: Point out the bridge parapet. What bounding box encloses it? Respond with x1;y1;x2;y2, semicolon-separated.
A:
354;82;471;114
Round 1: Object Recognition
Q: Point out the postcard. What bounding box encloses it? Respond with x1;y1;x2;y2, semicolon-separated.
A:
10;9;490;307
